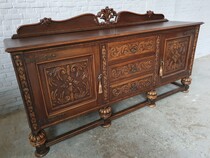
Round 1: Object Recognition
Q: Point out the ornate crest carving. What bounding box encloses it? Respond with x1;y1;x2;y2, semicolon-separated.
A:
97;6;117;24
40;18;52;26
147;10;154;18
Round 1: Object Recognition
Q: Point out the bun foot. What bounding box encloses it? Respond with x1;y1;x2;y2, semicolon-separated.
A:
35;147;50;158
101;120;111;128
182;89;189;93
148;103;156;108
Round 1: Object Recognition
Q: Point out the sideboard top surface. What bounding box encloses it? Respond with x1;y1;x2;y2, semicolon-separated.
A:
4;7;203;53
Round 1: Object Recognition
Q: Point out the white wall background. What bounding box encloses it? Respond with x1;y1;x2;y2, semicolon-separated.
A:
0;0;210;115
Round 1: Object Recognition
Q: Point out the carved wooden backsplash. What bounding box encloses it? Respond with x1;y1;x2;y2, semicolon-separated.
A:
12;7;167;39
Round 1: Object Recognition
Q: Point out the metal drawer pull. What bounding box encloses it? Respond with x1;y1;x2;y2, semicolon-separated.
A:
98;74;103;94
159;61;164;77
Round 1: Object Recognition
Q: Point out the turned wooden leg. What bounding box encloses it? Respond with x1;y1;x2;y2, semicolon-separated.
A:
147;90;157;108
99;106;112;128
181;77;192;93
29;130;49;157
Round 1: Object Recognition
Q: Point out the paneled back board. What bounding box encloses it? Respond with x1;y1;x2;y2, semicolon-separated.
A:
4;7;203;157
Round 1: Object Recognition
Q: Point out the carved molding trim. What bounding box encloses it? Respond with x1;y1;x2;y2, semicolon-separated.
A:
101;45;108;101
189;26;200;74
13;55;38;131
154;36;160;85
97;6;117;24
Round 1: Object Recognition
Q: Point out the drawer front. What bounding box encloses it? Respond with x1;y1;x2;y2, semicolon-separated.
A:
108;36;156;61
110;74;154;101
109;56;155;83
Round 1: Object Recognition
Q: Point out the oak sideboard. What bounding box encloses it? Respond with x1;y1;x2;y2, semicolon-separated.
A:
4;7;203;157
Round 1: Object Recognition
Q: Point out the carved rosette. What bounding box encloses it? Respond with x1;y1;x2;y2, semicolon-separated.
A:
13;55;38;131
181;77;192;86
189;26;200;74
29;130;47;147
99;106;112;119
102;45;108;101
97;6;117;24
147;90;157;100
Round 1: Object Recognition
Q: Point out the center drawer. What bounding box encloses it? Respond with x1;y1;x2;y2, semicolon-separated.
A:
107;36;156;62
108;56;155;83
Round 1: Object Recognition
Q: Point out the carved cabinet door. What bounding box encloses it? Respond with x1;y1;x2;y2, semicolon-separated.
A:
159;28;195;85
24;45;100;127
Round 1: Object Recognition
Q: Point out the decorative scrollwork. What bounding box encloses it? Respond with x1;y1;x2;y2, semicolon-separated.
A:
110;76;153;100
97;6;117;24
164;37;190;74
108;36;156;61
13;55;38;130
110;58;154;81
45;59;91;107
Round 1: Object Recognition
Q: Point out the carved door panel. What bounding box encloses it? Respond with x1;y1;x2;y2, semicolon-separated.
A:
24;45;100;127
159;28;195;85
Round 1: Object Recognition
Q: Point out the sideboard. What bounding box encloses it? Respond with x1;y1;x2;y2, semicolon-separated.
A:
4;7;203;157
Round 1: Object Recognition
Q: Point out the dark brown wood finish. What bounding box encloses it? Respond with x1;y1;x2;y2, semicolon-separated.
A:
4;7;203;157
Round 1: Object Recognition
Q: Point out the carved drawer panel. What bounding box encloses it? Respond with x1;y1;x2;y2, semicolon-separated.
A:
109;56;155;82
110;75;153;101
107;36;156;61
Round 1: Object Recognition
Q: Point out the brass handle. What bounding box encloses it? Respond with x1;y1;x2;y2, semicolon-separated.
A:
98;74;103;94
159;61;164;77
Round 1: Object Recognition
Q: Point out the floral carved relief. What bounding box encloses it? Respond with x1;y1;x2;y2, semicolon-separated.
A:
45;59;91;107
164;37;189;74
108;36;156;61
110;58;154;81
110;76;153;100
